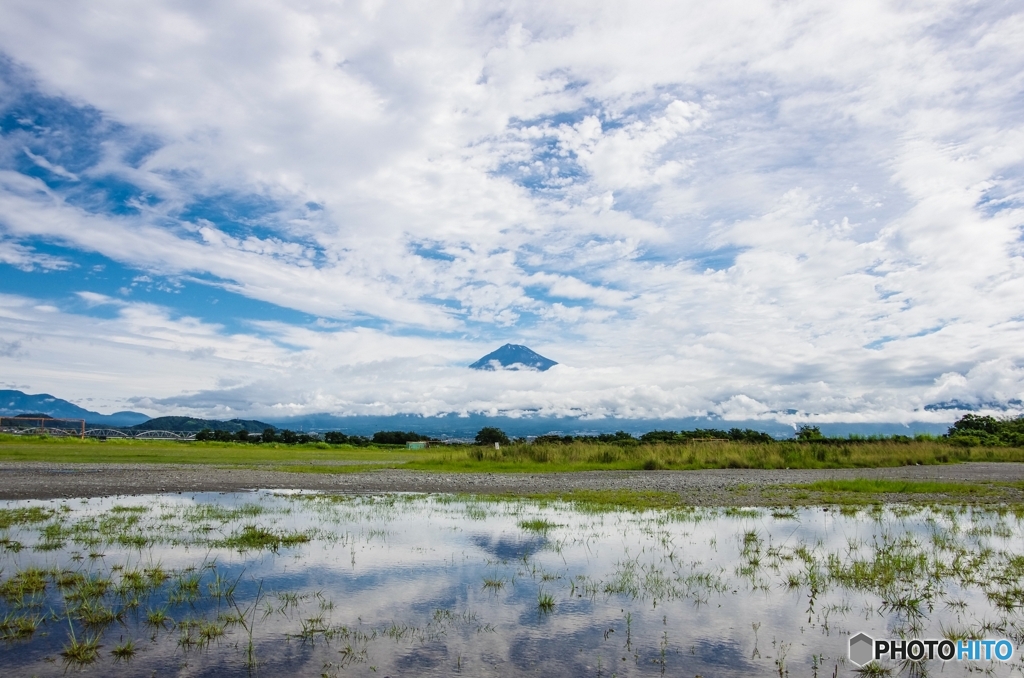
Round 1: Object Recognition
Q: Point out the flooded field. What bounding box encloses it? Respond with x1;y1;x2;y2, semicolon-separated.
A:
1;492;1023;677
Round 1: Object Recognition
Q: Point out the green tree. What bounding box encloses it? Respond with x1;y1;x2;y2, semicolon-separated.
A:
236;429;250;443
947;414;1024;446
597;431;635;443
475;427;509;446
640;430;678;443
949;414;999;436
372;431;424;445
261;428;277;443
795;425;824;441
728;428;776;443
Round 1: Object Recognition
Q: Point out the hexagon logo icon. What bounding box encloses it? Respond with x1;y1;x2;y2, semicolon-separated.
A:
849;632;874;666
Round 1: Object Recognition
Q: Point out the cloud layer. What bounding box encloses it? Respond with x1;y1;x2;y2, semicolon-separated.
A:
0;0;1022;422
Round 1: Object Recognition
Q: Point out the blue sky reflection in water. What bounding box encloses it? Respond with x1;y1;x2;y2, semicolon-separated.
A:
1;492;1024;676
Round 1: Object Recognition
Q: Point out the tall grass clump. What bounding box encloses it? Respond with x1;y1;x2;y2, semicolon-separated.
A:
405;437;1005;472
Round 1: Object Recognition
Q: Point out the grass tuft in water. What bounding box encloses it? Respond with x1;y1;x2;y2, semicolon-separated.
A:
0;611;42;639
0;566;48;600
0;506;55;529
518;518;559;532
111;637;137;662
854;661;894;677
145;607;170;628
60;618;101;667
218;524;311;552
75;599;122;627
482;577;505;591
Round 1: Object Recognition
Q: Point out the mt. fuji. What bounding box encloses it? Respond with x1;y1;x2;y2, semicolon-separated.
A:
469;344;558;371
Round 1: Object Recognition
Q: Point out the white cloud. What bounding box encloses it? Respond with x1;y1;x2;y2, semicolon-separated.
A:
0;0;1022;421
22;147;78;180
0;290;1019;423
0;237;71;271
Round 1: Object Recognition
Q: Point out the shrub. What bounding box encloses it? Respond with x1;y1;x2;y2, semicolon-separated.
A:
475;427;509;446
372;431;424;445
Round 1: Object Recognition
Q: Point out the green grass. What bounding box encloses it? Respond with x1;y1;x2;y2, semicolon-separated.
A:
269;463;399;474
60;625;101;666
492;483;1016;511
0;612;42;639
518;518;559;532
393;439;1024;473
0;434;422;466
216;525;311;552
771;479;1006;506
4;432;1024;474
521;489;689;512
796;479;991;494
75;599;121;627
145;607;170;628
0;566;49;600
482;577;505;591
111;637;137;662
0;506;56;529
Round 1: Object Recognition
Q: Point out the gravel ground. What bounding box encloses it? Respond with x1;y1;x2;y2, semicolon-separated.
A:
2;461;1024;504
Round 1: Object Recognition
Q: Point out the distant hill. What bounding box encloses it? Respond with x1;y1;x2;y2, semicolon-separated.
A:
469;344;558;371
262;412;953;439
0;390;150;426
131;416;275;433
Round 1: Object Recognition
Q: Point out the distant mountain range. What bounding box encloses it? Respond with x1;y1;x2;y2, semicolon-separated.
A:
0;390;150;426
924;399;1023;411
469;344;557;371
133;416;274;433
259;412;953;439
0;390;272;432
1;388;965;439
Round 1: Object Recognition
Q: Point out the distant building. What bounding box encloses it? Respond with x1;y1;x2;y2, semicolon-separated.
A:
406;441;430;449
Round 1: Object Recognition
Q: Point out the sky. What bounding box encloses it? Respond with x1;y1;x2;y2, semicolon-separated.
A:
0;0;1022;424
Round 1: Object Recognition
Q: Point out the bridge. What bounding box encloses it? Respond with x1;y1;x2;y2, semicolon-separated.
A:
1;416;85;439
0;426;86;438
1;418;197;441
84;429;198;441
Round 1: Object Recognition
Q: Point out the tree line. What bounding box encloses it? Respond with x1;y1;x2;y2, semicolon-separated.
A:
191;414;1024;447
945;414;1024;447
194;428;426;445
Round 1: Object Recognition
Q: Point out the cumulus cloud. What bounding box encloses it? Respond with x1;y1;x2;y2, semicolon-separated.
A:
0;0;1021;422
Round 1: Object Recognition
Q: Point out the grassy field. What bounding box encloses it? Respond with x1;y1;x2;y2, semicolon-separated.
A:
778;478;1010;506
0;434;419;466
400;437;1024;472
2;433;1024;473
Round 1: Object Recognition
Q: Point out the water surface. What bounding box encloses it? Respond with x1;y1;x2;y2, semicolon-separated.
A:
1;492;1023;676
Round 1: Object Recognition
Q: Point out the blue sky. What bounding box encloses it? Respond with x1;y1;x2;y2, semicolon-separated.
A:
0;0;1022;423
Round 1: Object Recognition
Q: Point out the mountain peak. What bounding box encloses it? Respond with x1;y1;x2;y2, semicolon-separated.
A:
0;389;150;426
469;344;558;371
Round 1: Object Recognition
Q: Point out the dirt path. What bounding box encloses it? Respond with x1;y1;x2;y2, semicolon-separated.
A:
2;461;1024;504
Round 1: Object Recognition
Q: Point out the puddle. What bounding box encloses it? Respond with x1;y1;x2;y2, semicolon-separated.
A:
1;493;1023;676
